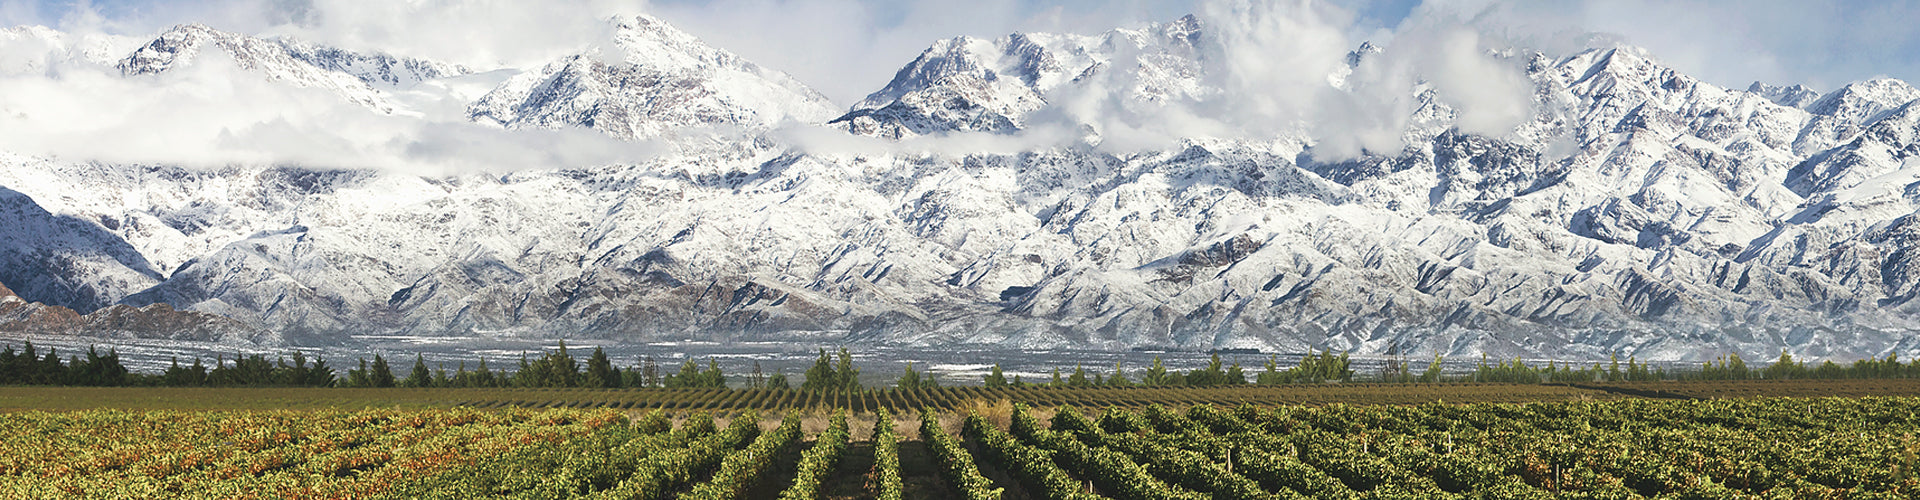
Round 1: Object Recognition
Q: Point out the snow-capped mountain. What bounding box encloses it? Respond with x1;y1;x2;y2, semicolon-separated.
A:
1;14;1918;362
118;23;468;113
468;14;837;139
833;15;1206;139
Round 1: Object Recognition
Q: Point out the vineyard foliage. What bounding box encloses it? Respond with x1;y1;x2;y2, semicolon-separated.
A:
3;397;1919;498
871;408;904;500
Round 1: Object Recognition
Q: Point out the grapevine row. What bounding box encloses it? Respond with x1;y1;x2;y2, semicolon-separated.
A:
871;408;904;500
683;412;803;500
921;409;1003;500
778;410;850;500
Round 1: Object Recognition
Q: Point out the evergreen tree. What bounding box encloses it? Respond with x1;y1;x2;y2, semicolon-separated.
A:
803;349;836;392
453;361;471;388
585;347;617;388
983;364;1008;388
1067;365;1091;387
165;357;202;386
474;358;497;388
404;355;432;388
370;354;396;388
1106;362;1132;387
1050;368;1063;387
307;357;335;387
347;358;372;388
701;359;725;388
0;344;14;384
1226;361;1246;385
898;362;922;389
432;362;450;388
836;348;861;392
665;358;700;388
766;371;790;390
1143;356;1171;386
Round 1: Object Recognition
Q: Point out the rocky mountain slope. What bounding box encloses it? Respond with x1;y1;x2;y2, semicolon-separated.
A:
0;15;1917;362
0;276;258;342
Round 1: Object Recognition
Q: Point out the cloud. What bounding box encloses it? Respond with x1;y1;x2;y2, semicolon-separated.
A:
1009;0;1533;159
639;0;1195;106
0;39;658;175
1419;0;1920;92
4;0;1908;173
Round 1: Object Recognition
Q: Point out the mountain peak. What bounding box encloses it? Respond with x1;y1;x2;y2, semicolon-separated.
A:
833;15;1206;139
466;13;837;140
117;24;466;113
1748;81;1820;108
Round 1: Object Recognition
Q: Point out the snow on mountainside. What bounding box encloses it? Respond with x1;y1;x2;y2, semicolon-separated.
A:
468;14;838;139
833;15;1205;139
0;14;1918;362
117;24;468;113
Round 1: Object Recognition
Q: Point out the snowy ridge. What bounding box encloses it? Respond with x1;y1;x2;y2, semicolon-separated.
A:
832;15;1205;139
467;14;838;139
117;24;468;113
0;15;1918;362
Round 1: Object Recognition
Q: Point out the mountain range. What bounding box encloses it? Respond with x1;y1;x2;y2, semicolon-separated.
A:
2;14;1918;362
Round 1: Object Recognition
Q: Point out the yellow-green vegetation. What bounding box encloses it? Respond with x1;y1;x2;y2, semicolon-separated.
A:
7;397;1920;498
9;378;1920;412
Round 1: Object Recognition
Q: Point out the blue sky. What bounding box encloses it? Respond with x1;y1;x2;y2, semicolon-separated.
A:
5;0;1916;102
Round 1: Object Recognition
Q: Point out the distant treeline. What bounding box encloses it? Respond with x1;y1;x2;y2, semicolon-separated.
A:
4;340;1918;388
0;342;335;387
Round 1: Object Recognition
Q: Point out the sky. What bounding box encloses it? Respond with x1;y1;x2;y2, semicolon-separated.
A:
7;0;1916;102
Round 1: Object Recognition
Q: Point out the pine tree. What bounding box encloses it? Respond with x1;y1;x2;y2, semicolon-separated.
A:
585;347;617;388
898;362;921;389
1107;361;1132;387
984;364;1008;388
803;349;836;392
1067;365;1090;387
307;357;334;387
370;355;396;388
453;361;471;388
404;355;432;388
475;358;497;387
348;358;371;388
1144;357;1170;386
836;348;861;392
701;359;725;388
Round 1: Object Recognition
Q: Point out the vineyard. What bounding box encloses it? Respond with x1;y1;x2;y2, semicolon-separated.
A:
9;378;1920;412
5;396;1919;498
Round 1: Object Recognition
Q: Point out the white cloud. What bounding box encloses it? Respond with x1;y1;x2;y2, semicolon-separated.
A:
1419;0;1920;92
0;41;658;175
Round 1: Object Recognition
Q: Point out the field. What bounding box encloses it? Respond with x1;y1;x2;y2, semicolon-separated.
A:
4;395;1919;498
8;378;1920;412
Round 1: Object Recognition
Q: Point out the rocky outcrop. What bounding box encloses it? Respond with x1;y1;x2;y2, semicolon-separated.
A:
0;280;261;342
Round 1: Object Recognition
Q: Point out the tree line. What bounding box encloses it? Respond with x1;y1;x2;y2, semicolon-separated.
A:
7;340;1920;388
0;342;337;387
